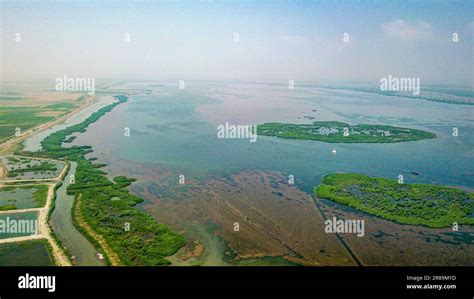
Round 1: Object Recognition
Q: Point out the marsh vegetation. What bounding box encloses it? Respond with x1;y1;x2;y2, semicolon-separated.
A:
315;173;474;228
26;95;185;265
258;121;436;143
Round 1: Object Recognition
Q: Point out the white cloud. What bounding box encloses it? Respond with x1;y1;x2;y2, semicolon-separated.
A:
381;19;435;40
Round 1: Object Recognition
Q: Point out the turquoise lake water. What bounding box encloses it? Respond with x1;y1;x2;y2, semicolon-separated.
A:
74;82;474;193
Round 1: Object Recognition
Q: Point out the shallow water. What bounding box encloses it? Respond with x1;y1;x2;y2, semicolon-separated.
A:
74;83;474;192
23;96;116;152
0;187;42;209
0;211;38;239
50;162;104;266
69;82;474;265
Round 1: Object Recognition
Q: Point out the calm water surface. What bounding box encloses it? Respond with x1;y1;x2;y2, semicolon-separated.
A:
74;83;474;193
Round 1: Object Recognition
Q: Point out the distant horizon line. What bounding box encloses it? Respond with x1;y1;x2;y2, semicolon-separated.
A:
0;78;472;89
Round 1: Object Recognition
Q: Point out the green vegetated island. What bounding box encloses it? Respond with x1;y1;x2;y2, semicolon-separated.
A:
315;173;474;228
22;95;185;265
257;121;436;143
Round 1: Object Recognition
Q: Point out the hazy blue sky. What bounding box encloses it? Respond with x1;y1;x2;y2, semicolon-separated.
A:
1;0;472;85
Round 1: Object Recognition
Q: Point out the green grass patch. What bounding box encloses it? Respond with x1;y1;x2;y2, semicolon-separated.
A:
46;102;77;109
0;204;17;211
0;102;78;141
